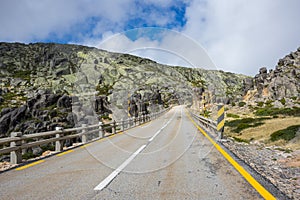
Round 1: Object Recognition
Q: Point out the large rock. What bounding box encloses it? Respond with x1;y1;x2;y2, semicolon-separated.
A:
259;67;268;74
0;112;11;136
0;108;12;117
248;48;300;101
57;95;71;108
10;105;27;127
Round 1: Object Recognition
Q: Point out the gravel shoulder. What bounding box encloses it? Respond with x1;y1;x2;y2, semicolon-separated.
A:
223;139;300;199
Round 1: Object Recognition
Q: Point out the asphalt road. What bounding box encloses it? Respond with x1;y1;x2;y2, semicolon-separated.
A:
0;106;271;199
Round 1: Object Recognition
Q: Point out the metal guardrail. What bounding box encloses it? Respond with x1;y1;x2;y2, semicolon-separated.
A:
188;109;219;137
0;107;171;164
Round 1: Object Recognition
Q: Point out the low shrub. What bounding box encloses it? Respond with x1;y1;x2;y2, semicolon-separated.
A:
41;144;55;152
238;102;246;107
265;100;274;107
234;122;264;133
280;98;286;105
22;152;37;160
225;117;270;133
227;113;240;118
101;115;112;120
200;110;211;118
233;137;249;143
255;107;300;117
270;125;300;142
291;96;297;101
257;102;264;107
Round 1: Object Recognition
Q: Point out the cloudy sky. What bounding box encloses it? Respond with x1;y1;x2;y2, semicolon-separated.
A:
1;0;299;75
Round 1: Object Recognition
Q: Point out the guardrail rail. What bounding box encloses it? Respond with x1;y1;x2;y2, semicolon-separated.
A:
0;107;171;165
188;108;221;138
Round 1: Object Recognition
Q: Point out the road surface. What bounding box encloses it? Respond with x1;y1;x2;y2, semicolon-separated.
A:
0;106;270;199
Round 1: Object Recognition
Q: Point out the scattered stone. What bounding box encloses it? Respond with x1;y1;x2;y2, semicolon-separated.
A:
223;140;300;199
0;162;16;172
41;150;52;157
32;146;43;156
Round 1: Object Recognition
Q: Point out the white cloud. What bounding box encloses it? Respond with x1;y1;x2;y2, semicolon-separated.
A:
0;0;82;41
183;0;300;75
1;0;299;76
97;28;215;70
0;0;135;42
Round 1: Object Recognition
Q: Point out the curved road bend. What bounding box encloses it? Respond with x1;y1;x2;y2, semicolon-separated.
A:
0;105;271;199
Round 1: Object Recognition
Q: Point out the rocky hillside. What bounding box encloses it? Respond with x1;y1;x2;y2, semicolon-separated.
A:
0;42;299;138
244;47;300;107
0;42;249;137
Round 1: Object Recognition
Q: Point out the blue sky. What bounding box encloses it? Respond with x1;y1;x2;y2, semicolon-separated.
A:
0;0;299;75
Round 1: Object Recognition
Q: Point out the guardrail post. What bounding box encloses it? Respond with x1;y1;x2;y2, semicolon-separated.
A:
99;122;104;138
112;120;116;134
217;105;225;139
127;118;130;128
129;117;133;128
10;132;22;164
121;120;124;131
81;124;87;143
55;127;63;152
21;139;27;154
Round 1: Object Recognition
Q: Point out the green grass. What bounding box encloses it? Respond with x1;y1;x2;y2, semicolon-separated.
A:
225;117;270;133
270;125;300;142
2;92;18;101
102;124;112;133
200;110;211;118
22;152;39;160
274;147;293;153
265;100;274;108
41;104;57;111
291;96;297;101
233;136;249;143
41;144;55;152
255;107;300;117
96;83;113;96
227;113;240;118
12;70;31;81
238;102;246;107
280;98;286;105
257;102;264;107
101;115;112;120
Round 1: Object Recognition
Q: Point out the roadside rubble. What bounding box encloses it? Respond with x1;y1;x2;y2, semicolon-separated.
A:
223;139;300;199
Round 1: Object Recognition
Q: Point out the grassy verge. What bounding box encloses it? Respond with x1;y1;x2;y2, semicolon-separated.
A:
226;113;240;118
270;125;300;142
255;107;300;117
233;136;250;143
225;117;270;133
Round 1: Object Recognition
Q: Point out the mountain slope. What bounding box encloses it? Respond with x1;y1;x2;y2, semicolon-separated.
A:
0;42;258;137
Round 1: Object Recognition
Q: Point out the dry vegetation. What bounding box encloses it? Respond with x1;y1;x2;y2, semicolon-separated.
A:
225;106;300;151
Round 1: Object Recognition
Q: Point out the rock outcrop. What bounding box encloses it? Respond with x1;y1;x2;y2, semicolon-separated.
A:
0;42;250;137
245;47;300;103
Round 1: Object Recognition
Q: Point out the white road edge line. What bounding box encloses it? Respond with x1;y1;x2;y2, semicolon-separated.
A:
148;110;175;142
94;107;177;191
94;144;147;191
